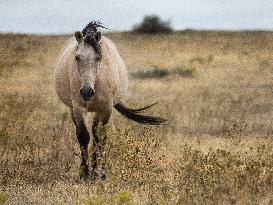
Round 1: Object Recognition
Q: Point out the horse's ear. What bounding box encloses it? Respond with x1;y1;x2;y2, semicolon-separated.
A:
75;31;83;43
95;32;101;42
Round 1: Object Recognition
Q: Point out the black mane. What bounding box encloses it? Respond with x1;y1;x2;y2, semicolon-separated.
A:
82;21;108;36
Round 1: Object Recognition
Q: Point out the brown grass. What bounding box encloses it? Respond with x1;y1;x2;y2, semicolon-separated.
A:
1;31;273;204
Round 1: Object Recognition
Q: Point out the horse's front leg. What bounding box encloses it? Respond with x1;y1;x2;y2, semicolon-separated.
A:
91;111;111;181
91;113;99;181
99;123;109;181
71;108;90;179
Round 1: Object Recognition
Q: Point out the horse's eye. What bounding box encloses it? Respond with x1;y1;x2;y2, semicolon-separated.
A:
75;55;80;61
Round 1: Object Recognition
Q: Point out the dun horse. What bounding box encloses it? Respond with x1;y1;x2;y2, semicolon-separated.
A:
55;21;166;181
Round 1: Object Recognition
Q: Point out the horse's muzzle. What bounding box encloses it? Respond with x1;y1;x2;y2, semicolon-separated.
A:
80;86;95;101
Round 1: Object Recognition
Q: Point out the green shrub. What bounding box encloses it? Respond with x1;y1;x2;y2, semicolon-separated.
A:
131;67;169;78
174;65;197;77
259;59;271;70
81;195;106;205
80;191;133;205
0;127;10;140
131;65;197;79
111;191;132;204
0;192;8;204
132;15;173;34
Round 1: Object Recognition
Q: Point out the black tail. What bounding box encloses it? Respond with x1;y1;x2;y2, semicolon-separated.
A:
122;102;157;113
114;102;167;125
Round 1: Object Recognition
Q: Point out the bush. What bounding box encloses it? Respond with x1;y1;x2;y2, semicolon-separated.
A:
0;192;8;204
131;66;170;78
174;65;197;77
132;15;173;34
131;65;197;79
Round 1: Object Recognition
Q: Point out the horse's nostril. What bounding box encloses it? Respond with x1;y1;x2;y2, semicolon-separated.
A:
90;88;95;97
80;87;95;101
80;88;84;96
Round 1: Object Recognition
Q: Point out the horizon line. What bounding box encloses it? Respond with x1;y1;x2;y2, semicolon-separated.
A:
1;28;273;36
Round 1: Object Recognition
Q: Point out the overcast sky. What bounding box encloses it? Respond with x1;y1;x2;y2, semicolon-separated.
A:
1;0;273;34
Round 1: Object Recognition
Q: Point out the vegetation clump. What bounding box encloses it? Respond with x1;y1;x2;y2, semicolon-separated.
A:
173;65;197;77
131;66;169;78
80;191;133;205
0;192;8;204
132;15;173;34
131;65;197;78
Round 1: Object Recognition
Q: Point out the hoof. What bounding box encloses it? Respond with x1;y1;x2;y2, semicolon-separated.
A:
90;170;98;182
101;173;106;181
79;165;90;179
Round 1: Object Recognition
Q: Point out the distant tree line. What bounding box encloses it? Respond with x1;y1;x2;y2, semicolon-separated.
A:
132;15;173;34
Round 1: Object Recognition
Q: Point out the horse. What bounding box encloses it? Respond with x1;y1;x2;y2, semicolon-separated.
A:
55;21;166;181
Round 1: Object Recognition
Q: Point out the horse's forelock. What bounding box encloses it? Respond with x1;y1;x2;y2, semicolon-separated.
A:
84;33;95;45
83;32;101;59
82;21;107;37
81;21;105;59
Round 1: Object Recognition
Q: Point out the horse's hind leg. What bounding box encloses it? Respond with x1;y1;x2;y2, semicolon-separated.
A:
71;108;90;179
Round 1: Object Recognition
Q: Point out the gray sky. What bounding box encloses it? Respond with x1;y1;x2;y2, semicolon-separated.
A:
1;0;273;34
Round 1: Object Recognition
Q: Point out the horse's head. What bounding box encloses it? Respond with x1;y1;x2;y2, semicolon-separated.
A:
74;29;102;101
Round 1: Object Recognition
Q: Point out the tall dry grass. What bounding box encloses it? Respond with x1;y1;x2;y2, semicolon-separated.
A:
0;31;273;204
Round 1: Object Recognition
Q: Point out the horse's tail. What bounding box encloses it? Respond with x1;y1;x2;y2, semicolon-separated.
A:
114;102;167;125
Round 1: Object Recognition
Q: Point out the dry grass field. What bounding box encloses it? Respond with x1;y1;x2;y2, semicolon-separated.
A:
1;31;273;204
